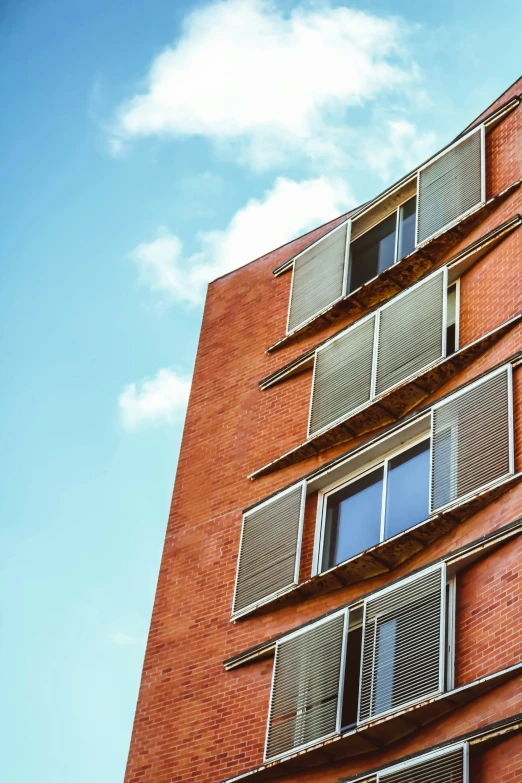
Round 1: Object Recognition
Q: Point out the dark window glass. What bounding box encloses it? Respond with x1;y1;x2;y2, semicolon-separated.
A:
446;284;457;355
384;440;430;540
349;213;397;292
374;618;396;715
341;624;363;729
397;196;417;260
322;468;384;570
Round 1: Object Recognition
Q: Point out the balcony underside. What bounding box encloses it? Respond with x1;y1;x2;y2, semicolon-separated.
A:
251;315;521;480
234;472;522;621
266;181;521;355
221;662;522;783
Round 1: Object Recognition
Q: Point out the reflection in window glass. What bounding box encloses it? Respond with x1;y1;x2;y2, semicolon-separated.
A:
349;213;397;292
397;196;417;260
374;619;396;715
322;468;383;571
384;440;430;539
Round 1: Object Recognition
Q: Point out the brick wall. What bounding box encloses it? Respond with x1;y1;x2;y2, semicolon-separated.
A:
124;79;522;783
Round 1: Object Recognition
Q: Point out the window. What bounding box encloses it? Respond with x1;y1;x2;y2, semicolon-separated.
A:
446;282;459;355
265;565;453;761
349;196;416;292
377;744;467;783
320;438;430;572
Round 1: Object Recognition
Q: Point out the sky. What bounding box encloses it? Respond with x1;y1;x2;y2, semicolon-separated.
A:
0;1;521;781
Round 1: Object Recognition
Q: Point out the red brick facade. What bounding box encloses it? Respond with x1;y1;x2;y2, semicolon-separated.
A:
124;78;522;783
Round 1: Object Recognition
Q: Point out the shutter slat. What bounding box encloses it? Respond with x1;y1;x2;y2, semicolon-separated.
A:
233;484;304;616
375;270;445;396
359;566;444;723
309;315;375;436
378;746;465;783
265;612;346;760
417;126;483;244
430;367;512;513
288;223;348;333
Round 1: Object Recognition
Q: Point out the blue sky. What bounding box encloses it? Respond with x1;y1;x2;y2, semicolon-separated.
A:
1;1;521;781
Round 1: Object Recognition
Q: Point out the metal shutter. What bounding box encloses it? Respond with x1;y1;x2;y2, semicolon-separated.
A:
374;269;446;397
417;126;484;245
378;745;466;783
309;315;375;436
232;483;305;617
430;366;512;513
288;222;349;333
359;565;445;723
265;610;346;761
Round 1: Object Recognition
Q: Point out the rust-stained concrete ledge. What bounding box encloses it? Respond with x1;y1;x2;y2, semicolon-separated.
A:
225;515;522;665
231;473;522;622
220;663;522;782
266;181;521;355
251;315;522;480
261;214;522;389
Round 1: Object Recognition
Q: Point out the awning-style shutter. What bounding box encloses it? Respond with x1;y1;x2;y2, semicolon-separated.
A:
430;366;513;513
417;125;484;245
232;483;305;618
378;745;466;783
374;268;446;397
265;610;347;761
359;565;445;723
287;222;349;333
309;314;375;436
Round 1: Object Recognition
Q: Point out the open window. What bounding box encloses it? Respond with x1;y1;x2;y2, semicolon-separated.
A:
264;565;453;761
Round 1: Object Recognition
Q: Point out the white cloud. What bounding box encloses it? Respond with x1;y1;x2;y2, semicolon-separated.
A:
131;175;354;306
118;368;191;430
111;0;418;168
109;632;139;647
364;119;437;180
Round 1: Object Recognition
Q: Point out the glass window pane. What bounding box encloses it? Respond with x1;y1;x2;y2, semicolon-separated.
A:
397;196;417;260
322;468;384;570
384;440;430;540
349;213;397;292
374;619;396;715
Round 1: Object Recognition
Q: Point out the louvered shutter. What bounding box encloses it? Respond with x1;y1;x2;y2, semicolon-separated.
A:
378;745;466;783
359;565;445;723
374;269;446;397
232;483;305;617
265;611;347;761
309;315;376;436
430;366;513;513
417;126;484;245
288;222;349;333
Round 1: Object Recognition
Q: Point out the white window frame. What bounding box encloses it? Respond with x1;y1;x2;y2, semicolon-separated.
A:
429;363;514;515
286;219;352;335
347;193;418;293
231;481;307;619
357;562;448;725
415;124;486;247
308;266;450;439
312;432;431;576
377;742;469;782
263;607;349;762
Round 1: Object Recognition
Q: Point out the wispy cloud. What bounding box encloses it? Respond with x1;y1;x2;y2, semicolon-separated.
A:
130;175;354;306
118;368;191;430
110;0;420;170
109;631;139;647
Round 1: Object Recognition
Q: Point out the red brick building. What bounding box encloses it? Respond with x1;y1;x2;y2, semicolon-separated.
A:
124;78;522;783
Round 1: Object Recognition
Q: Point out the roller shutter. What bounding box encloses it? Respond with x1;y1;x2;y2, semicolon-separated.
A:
378;745;466;783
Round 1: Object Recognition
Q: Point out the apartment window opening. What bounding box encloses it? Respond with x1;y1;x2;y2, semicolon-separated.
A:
349;196;417;293
340;610;363;729
446;282;458;355
321;438;430;572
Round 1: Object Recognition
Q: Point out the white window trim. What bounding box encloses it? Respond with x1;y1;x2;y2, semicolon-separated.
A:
286;219;351;336
307;266;449;439
377;742;468;782
312;432;431;576
231;481;307;620
446;575;457;692
415;124;486;248
263;607;349;762
429;363;514;515
357;562;447;725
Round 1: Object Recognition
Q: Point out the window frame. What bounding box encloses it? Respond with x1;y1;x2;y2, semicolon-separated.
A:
313;431;431;577
415;124;486;247
263;606;350;762
347;193;418;293
376;741;468;782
